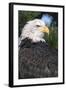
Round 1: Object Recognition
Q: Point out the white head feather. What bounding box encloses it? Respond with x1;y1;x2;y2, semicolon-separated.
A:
20;19;47;43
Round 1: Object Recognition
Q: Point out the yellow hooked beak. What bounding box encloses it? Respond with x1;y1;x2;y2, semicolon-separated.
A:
39;26;49;35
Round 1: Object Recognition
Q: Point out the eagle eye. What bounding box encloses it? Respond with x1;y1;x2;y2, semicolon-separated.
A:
36;25;40;27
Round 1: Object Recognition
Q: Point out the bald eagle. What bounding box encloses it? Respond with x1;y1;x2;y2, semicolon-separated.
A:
19;19;58;79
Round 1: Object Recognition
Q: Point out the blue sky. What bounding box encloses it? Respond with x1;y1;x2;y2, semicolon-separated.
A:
41;14;53;26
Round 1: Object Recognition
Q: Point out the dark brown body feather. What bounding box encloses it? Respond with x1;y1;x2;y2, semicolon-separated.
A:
19;38;58;79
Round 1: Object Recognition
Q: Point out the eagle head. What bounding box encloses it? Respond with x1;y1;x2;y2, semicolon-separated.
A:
21;19;49;42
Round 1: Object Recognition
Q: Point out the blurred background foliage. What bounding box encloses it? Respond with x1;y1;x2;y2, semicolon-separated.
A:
18;11;58;49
